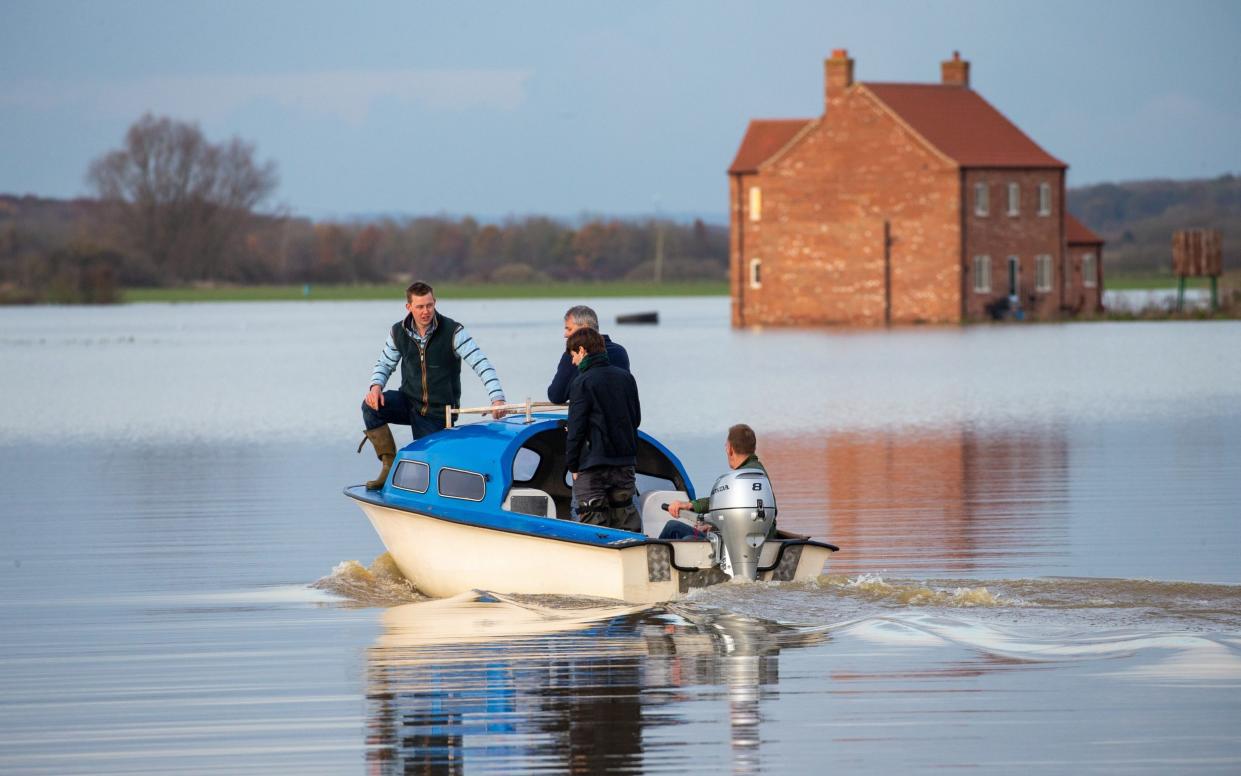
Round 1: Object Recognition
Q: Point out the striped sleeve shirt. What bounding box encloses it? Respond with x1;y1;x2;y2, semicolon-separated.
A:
370;323;506;403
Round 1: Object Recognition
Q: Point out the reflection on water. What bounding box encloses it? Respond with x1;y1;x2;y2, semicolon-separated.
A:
2;301;1240;772
351;584;1241;774
364;592;825;774
767;427;1069;576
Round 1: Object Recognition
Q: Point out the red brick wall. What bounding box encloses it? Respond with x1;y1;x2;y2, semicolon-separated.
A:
731;88;962;326
961;169;1065;320
1065;243;1104;314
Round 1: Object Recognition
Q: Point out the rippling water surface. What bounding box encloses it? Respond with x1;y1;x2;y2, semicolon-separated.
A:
1;299;1239;773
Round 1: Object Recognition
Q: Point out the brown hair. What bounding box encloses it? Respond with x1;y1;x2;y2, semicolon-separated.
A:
406;281;434;301
566;327;605;355
727;423;757;456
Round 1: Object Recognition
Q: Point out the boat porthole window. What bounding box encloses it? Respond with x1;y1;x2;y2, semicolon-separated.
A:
512;447;541;483
391;460;429;493
439;467;486;501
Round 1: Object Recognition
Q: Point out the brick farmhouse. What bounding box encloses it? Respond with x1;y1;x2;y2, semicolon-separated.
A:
728;50;1105;326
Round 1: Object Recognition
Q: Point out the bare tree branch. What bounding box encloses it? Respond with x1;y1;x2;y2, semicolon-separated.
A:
86;114;278;281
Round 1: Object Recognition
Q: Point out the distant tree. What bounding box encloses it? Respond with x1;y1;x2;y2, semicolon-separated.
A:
86;114;278;282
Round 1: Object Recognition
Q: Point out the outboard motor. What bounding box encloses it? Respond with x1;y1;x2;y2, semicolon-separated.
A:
703;468;776;581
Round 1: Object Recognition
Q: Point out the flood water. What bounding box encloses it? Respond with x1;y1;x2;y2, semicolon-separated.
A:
1;298;1239;773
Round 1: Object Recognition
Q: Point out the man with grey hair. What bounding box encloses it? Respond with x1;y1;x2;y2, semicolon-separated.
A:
546;304;631;404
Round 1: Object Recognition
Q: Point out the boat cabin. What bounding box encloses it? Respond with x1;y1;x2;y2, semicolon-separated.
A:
380;415;696;538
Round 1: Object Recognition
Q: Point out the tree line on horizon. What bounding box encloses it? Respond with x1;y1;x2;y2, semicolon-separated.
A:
1;114;1236;304
0;115;727;303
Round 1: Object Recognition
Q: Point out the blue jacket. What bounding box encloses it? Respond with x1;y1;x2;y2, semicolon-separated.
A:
547;335;630;404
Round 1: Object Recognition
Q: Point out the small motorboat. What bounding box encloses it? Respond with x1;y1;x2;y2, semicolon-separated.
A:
616;311;659;325
344;402;838;603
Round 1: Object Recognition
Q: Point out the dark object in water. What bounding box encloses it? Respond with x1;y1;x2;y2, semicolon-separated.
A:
616;311;659;325
984;297;1010;321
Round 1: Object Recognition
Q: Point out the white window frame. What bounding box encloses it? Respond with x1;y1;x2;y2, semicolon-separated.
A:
974;182;989;217
973;255;991;293
1007;255;1020;296
1035;254;1053;293
748;258;762;289
1038;183;1052;216
748;186;762;222
1007;182;1020;216
438;466;486;502
1082;252;1097;288
392;460;430;493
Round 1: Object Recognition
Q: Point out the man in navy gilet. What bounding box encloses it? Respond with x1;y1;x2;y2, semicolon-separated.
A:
360;281;508;490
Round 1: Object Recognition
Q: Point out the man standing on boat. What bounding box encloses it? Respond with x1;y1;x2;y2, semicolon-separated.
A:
360;281;508;490
565;327;642;532
660;424;777;540
547;305;630;404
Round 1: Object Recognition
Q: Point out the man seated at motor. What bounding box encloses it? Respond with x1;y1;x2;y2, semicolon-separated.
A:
565;327;642;532
547;305;630;405
660;423;777;540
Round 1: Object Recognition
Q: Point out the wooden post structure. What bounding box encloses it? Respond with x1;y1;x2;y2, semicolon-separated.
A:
1172;229;1222;311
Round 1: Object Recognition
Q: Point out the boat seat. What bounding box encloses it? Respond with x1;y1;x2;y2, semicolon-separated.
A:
504;488;557;519
638;489;689;538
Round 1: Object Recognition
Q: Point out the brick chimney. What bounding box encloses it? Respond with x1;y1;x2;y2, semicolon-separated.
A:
824;49;854;110
941;51;970;87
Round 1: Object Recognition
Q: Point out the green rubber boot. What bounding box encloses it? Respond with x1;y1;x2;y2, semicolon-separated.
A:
361;425;397;490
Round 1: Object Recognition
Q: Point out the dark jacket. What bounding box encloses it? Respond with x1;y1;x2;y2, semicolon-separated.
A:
548;335;629;404
392;311;462;417
565;355;641;473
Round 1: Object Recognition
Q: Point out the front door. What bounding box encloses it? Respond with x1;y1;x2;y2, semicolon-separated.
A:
1007;255;1020;297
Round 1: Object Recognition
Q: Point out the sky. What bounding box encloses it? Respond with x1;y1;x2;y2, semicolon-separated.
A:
2;0;1239;222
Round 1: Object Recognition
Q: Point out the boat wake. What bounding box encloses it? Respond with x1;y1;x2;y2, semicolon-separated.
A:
314;559;1241;625
817;573;1006;607
311;553;426;606
314;561;1241;683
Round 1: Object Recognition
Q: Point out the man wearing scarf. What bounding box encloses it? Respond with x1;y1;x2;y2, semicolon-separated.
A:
564;327;642;532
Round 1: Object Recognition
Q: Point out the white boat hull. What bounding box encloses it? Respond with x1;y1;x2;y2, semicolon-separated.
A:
357;500;833;604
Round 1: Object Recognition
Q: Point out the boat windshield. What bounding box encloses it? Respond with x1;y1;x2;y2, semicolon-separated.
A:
510;426;687;519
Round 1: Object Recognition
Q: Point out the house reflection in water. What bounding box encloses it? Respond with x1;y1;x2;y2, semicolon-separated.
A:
764;426;1070;575
363;596;826;773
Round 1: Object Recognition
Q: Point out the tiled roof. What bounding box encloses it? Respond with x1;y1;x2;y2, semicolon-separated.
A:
728;119;812;174
1066;212;1104;244
863;83;1066;168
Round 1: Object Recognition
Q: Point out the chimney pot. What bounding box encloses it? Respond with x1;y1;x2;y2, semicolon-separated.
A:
941;51;970;87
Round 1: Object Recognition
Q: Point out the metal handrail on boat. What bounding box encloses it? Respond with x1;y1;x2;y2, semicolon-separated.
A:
448;399;567;426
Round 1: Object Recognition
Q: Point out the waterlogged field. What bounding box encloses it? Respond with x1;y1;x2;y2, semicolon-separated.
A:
1;298;1239;773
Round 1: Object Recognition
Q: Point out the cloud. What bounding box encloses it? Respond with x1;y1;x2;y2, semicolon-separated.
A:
0;68;534;125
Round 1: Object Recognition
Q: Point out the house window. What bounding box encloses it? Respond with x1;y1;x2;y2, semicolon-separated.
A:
973;255;991;293
1007;255;1020;296
392;460;429;493
974;182;989;216
1082;253;1097;288
749;258;762;289
1007;182;1020;216
1035;254;1053;292
439;467;486;501
749;186;762;222
1038;183;1052;216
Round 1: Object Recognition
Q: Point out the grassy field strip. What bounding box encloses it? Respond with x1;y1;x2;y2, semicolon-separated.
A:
122;280;732;303
120;272;1240;303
